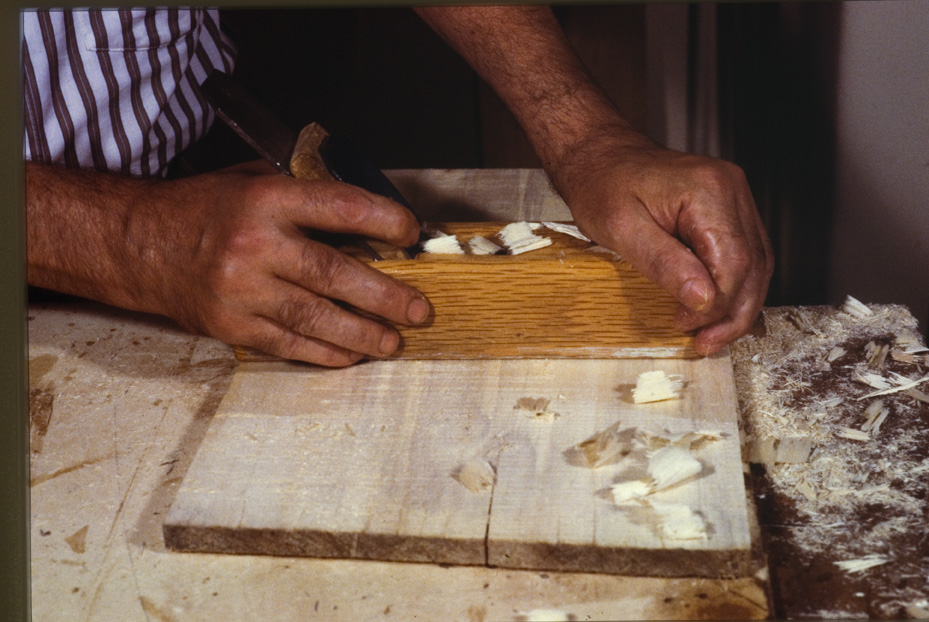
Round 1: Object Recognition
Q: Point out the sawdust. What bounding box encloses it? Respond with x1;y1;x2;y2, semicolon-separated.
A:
731;303;929;618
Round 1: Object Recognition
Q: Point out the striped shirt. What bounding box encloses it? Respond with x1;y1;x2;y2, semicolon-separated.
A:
23;9;236;178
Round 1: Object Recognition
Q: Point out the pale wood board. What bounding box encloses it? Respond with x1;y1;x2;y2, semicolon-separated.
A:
164;352;752;577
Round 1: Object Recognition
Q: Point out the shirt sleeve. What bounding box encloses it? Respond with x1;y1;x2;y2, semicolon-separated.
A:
23;8;237;178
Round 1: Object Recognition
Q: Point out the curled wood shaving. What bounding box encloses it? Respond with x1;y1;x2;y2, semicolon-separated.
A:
609;446;703;504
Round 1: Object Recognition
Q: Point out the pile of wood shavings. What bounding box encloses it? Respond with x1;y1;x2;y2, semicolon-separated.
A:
731;303;929;618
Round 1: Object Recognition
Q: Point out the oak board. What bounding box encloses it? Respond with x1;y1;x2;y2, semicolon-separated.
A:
235;222;696;362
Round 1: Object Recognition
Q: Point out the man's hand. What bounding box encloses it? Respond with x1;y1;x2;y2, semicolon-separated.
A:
27;161;430;366
417;5;774;354
556;137;773;355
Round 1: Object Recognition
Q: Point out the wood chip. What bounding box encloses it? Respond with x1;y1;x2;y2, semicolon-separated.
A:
496;222;553;255
422;232;465;255
648;500;708;541
467;235;503;255
836;427;870;442
842;295;874;319
632;370;684;404
541;221;591;242
834;554;889;573
565;421;643;468
647;446;703;491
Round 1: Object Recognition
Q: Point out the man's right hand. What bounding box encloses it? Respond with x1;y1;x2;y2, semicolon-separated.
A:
26;160;430;367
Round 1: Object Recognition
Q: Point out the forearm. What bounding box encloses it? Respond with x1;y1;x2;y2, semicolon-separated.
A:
27;160;430;366
419;6;773;353
415;6;649;191
26;162;165;314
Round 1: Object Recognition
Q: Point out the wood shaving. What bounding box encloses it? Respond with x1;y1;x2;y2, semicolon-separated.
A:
827;346;847;363
905;599;929;619
789;308;822;334
647;500;708;541
855;373;929;401
834;555;890;573
865;341;890;369
496;222;553;255
608;446;703;504
836;427;870;442
421;231;465;255
540;221;591;242
467;235;503;255
646;446;703;490
565;421;643;468
565;421;720;469
632;370;684;404
842;295;874;318
516;609;575;622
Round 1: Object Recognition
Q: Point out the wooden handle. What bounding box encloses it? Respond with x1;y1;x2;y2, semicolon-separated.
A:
289;123;332;181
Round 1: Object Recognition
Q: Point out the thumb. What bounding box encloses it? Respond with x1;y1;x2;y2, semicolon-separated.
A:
618;215;717;314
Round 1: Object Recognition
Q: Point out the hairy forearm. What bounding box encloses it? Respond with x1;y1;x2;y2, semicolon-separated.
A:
26;162;164;313
415;6;649;186
418;6;773;354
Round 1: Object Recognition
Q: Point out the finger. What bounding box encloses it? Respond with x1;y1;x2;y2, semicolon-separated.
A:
676;178;773;336
692;283;767;355
239;314;368;367
273;237;431;327
607;207;718;316
673;197;756;329
260;177;420;248
252;278;405;359
681;227;773;353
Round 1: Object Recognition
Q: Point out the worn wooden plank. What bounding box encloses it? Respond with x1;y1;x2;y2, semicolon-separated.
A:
486;354;752;577
164;352;752;577
236;222;695;361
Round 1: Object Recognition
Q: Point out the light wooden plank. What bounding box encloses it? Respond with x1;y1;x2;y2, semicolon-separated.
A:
165;352;752;577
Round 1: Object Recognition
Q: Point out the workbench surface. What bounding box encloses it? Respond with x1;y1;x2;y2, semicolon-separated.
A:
29;169;925;620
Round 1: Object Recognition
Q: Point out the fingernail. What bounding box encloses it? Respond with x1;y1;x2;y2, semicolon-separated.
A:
407;296;430;325
379;330;400;356
679;279;710;312
695;339;720;357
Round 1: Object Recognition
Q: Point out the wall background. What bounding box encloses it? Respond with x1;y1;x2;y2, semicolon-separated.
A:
828;1;929;333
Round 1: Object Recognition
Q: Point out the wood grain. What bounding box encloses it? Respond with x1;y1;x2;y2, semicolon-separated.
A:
164;352;752;577
236;222;696;361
